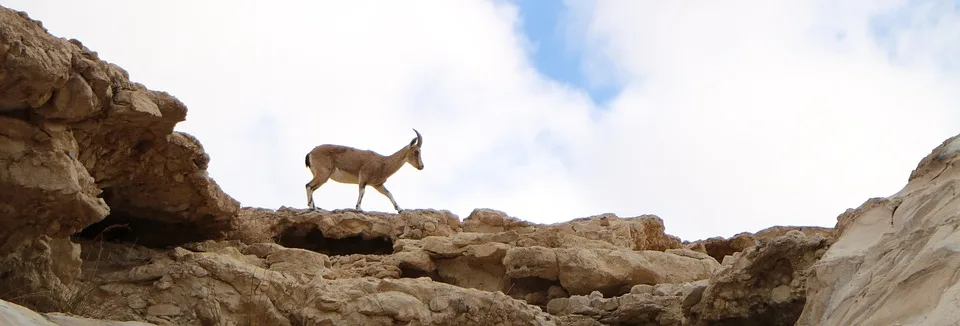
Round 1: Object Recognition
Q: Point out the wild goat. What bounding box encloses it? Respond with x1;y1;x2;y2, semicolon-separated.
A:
304;129;424;213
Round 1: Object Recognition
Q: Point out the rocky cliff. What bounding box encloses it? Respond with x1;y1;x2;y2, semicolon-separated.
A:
2;4;959;326
0;5;237;312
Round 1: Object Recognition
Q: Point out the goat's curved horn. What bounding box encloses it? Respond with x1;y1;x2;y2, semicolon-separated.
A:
412;128;422;146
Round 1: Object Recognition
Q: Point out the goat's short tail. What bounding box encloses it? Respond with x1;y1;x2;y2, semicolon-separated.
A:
304;152;311;168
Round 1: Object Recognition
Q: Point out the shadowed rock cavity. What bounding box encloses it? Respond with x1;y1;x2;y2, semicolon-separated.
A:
275;223;394;256
73;211;223;248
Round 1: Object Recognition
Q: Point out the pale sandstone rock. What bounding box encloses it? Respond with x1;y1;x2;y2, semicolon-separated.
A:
799;134;960;326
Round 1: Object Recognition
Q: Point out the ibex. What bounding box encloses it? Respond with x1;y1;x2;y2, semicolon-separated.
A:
305;129;424;213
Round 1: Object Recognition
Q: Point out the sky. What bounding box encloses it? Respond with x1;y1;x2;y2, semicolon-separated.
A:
3;0;959;241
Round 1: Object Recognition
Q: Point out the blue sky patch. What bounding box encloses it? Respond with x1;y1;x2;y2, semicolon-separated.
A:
511;0;621;107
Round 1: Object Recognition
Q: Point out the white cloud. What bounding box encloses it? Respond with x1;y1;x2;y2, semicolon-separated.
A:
566;0;960;238
5;0;959;241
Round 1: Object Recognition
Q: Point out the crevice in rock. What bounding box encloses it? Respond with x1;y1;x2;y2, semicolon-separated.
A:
507;276;563;306
274;224;393;256
702;242;739;263
695;299;807;326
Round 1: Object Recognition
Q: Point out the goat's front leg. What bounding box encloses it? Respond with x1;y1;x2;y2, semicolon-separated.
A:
355;172;366;211
373;184;402;213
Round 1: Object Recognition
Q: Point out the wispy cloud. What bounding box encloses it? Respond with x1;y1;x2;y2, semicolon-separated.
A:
6;0;959;240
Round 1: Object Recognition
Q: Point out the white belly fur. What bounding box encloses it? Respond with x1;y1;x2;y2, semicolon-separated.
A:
330;168;360;184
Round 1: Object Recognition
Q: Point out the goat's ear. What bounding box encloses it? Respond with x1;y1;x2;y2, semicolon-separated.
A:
409;137;418;147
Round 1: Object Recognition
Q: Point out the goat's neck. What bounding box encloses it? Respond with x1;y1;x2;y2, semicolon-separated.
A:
383;146;410;176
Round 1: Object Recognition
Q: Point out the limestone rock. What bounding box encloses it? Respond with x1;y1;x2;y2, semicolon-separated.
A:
686;231;832;326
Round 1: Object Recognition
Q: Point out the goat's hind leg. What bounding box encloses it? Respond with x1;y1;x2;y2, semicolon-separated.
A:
355;171;368;211
355;183;366;211
305;168;331;210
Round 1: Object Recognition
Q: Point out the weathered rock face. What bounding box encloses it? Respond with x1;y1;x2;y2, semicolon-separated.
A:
71;239;558;326
66;207;716;325
798;134;960;326
0;5;238;311
0;236;82;311
686;230;832;326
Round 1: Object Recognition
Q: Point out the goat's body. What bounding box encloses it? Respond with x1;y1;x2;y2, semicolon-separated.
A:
304;131;424;212
306;145;390;186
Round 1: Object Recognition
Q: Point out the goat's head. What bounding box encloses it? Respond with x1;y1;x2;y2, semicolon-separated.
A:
406;128;424;170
